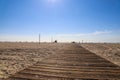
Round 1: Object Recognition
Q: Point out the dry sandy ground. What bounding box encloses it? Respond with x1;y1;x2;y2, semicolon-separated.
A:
81;43;120;67
0;42;66;79
0;42;120;79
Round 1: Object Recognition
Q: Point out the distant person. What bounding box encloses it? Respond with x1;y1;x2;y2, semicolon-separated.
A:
54;40;57;43
72;41;75;43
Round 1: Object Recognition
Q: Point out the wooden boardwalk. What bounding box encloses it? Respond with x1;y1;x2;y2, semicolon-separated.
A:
7;44;120;80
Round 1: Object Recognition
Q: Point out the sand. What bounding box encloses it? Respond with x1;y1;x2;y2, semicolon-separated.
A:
0;42;120;79
81;43;120;66
0;42;60;78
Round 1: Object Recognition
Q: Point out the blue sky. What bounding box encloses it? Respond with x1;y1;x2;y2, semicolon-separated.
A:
0;0;120;42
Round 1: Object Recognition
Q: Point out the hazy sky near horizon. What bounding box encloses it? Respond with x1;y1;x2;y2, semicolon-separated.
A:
0;0;120;42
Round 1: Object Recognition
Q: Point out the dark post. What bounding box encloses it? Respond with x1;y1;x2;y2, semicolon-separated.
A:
39;34;40;44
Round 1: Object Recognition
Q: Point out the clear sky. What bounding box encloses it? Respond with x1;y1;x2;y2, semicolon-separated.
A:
0;0;120;42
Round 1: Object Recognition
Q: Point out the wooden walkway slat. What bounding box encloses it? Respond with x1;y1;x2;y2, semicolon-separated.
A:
7;44;120;80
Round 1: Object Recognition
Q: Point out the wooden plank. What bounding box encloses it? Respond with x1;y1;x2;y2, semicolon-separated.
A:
7;44;120;80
